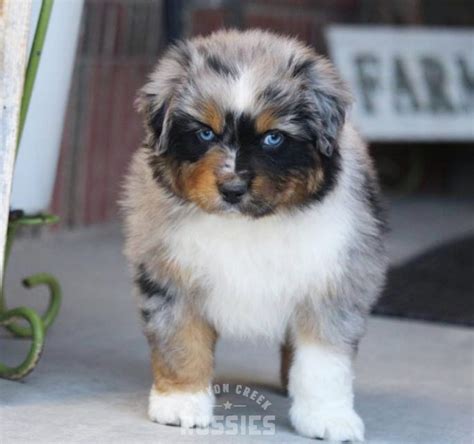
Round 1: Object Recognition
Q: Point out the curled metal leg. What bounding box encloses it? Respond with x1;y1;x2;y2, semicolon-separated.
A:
0;212;61;380
4;273;61;338
1;214;62;338
0;307;44;380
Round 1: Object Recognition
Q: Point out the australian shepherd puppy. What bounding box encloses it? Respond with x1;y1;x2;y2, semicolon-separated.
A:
121;29;387;442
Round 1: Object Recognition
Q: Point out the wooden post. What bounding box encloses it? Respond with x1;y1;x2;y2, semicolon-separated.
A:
0;0;32;286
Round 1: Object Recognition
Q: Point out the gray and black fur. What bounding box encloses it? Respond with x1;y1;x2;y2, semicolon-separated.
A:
121;29;387;442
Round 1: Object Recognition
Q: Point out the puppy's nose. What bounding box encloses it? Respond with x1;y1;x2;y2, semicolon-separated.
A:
219;181;248;204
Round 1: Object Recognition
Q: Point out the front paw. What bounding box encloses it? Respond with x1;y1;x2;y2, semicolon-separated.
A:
290;401;365;442
148;385;214;428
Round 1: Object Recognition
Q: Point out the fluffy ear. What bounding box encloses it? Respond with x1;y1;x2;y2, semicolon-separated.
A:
135;90;169;155
134;42;192;155
296;56;352;157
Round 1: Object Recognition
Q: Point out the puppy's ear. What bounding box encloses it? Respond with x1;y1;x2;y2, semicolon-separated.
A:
135;42;192;155
135;91;169;155
294;56;352;157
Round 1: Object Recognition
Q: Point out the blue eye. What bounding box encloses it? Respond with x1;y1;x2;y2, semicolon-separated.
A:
262;132;284;148
197;128;216;142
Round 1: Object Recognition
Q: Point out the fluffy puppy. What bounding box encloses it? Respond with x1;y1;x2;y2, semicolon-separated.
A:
121;29;387;442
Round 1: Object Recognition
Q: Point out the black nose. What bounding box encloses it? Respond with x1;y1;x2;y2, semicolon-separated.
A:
219;182;248;204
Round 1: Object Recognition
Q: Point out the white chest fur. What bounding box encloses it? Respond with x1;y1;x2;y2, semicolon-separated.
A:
166;191;356;340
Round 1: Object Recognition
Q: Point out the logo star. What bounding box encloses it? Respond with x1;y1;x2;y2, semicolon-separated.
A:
223;400;233;410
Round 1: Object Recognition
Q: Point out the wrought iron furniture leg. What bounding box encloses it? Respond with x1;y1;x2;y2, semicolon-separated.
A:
0;213;61;379
0;307;44;380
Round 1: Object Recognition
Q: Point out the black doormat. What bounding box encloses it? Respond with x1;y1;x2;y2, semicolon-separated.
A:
373;235;474;327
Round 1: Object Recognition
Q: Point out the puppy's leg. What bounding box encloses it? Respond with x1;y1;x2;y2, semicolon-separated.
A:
147;315;216;428
287;303;365;442
136;267;216;428
280;335;294;393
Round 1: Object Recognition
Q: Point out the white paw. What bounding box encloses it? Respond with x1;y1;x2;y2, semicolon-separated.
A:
290;402;365;442
148;385;214;428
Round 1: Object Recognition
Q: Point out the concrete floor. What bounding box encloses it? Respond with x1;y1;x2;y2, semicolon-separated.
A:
1;197;473;443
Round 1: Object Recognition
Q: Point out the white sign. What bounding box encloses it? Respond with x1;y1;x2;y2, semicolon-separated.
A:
327;26;474;141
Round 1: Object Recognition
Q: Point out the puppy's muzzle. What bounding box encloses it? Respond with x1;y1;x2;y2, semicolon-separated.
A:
219;179;249;204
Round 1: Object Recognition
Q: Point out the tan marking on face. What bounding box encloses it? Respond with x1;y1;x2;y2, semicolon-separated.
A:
150;313;217;393
178;148;225;212
251;175;279;204
201;101;223;134
255;109;278;134
277;168;323;207
308;167;324;194
250;163;325;211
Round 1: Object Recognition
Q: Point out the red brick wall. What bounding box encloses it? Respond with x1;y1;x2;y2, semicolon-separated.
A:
187;0;417;53
187;0;473;50
51;0;164;228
